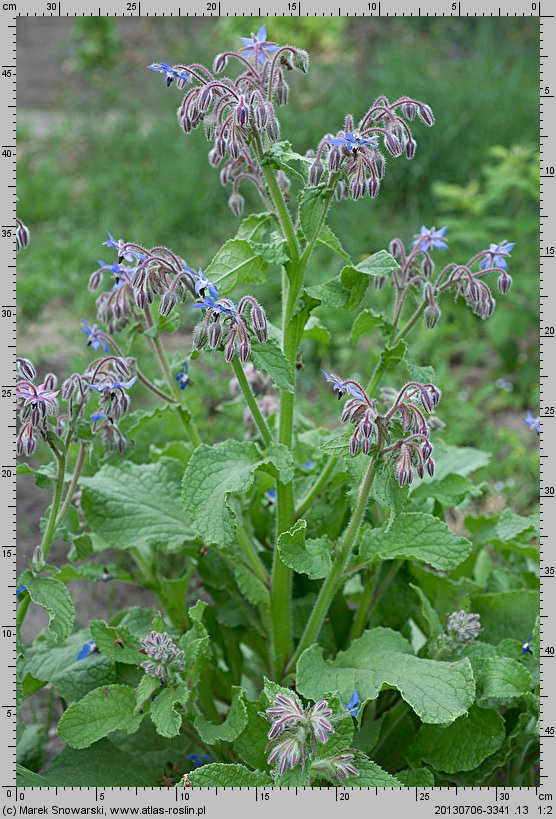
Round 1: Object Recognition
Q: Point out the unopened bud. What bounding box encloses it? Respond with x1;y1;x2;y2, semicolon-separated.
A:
251;304;268;342
361;437;371;455
328;145;342;172
17;357;36;381
213;53;228;73
402;102;417;120
224;341;236;362
277;170;290;194
276;77;289;106
208;147;221;167
254;103;268;130
368;176;380;198
16;220;30;252
334;180;348;201
159;290;177;316
405;138;417;159
193;322;208;350
389;238;404;259
292;49;309;74
350;179;366;200
235;96;250;127
309;158;324;186
266;116;280;141
498;271;512;295
208;321;222;348
385;133;403;157
228;192;245;217
372;152;386;179
89;270;102;291
426;457;435;477
239;341;251;363
228;139;241;160
198;86;213;114
349;435;360;456
43;372;58;391
423;302;441;329
417;104;435;127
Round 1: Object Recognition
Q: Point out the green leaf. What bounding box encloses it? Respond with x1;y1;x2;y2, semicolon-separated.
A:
360;513;473;571
405;355;435;384
188;763;271;787
89;620;143;665
235;700;271;770
250;338;294;394
471;657;532;705
182;441;293;548
351;249;400;279
371;465;409;531
469;590;539;644
135;674;160;714
351;308;391;345
395;767;435;787
343;758;403;787
235;211;275;242
277;519;333;579
316;224;351;264
411;705;505;773
82;458;193;553
58;685;143;749
319;427;353;456
19;571;74;643
234;563;270;606
121;403;180;439
194;686;248;745
339;251;400;311
411;474;482;508
150;685;189;738
17;723;46;772
428;441;491;481
495;508;537;542
377;338;408;371
297;628;475;724
410;584;443;639
299;185;333;242
302;315;331;345
22;630;116;702
251;236;289;266
16;764;57;787
306;277;351;309
204;239;268;296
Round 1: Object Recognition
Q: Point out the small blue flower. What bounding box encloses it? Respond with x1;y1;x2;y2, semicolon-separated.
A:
410;225;448;252
187;753;212;769
479;241;515;271
191;267;219;301
16;585;27;598
77;640;97;661
81;320;109;354
239;24;279;65
176;361;192;391
91;411;105;423
192;295;236;320
104;232;142;264
522;633;533;655
303;460;315;470
98;259;124;276
321;370;364;401
147;61;189;87
266;488;277;505
345;690;361;717
523;411;540;434
328;132;378;152
89;376;137;392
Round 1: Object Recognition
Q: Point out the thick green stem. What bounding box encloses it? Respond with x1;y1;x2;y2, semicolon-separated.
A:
236;521;269;586
55;442;86;528
295;456;336;519
287;453;379;673
392;301;427;347
41;443;66;561
231;358;273;447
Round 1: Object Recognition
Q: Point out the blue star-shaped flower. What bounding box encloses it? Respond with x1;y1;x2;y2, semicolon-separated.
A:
176;361;192;391
321;370;364;401
91;411;105;423
523;411;540;434
239;24;279;65
81;320;109;354
345;690;361;717
479;241;516;271
191;268;219;301
89;376;137;392
328;132;378;152
98;259;124;276
76;640;97;661
147;62;189;87
266;488;277;505
192;295;236;320
410;225;448;252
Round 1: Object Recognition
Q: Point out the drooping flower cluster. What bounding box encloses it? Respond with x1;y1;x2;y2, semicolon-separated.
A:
139;631;186;683
148;27;308;214
430;611;481;657
385;226;515;326
229;362;278;427
192;292;268;363
16;358;60;456
310;96;434;200
323;373;440;487
263;693;335;776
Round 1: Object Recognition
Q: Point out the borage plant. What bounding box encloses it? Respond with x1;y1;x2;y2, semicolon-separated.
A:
17;24;539;789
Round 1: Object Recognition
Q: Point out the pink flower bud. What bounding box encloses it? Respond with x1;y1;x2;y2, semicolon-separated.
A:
417;104;435;127
368;176;380;198
239;341;251;363
228;192;245;217
385;133;403;157
423;302;441;329
208;321;222;348
213;53;228;73
198;86;213;114
498;271;512;294
309;158;324;186
402;102;417;120
328;145;342;172
405;138;417;159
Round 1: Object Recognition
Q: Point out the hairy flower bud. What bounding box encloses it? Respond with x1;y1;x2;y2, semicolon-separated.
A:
350;179;366;200
213;53;228;73
17;357;36;381
423;302;441;329
266;115;280;142
251;304;268;342
402;102;417;121
239;340;251;363
498;271;512;294
224;340;236;362
276;76;289;106
16;219;30;252
292;49;309;73
228;192;245;217
228;139;241;160
349;434;361;456
254;103;268;130
426;457;435;477
309;158;324;186
405;137;417;160
208;147;221;167
385;133;403;157
235;96;250;127
208;321;222;349
159;290;177;316
334;180;348;201
417;104;435;127
328;145;342;173
368;176;380;198
193;322;208;350
372;152;386;179
89;270;103;291
389;238;404;259
198;85;213;114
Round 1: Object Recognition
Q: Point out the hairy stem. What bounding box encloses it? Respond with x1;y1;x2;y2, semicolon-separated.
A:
55;442;86;528
287;450;380;673
231;358;273;447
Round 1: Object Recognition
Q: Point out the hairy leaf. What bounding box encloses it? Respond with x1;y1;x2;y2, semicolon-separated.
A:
194;686;248;744
19;571;74;643
204;239;268;295
250;338;294;393
58;685;143;749
150;685;189;738
90;620;143;665
188;763;271;787
277;519;333;579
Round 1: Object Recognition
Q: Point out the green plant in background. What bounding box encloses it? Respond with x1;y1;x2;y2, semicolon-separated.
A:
16;21;539;789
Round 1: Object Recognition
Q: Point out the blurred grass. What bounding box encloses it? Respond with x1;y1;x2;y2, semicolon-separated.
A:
17;17;539;508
